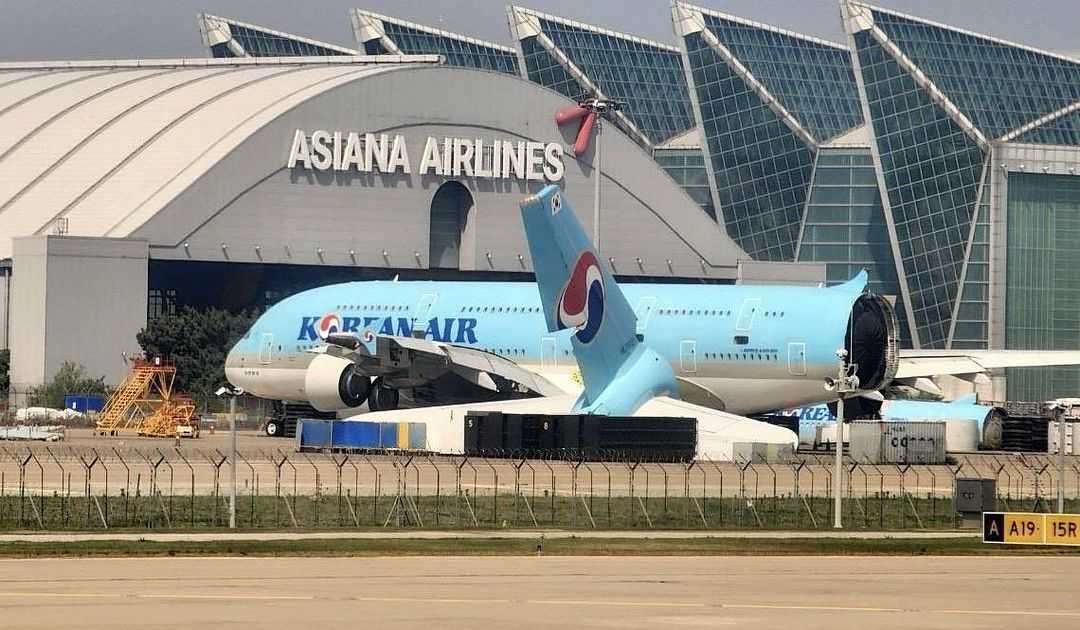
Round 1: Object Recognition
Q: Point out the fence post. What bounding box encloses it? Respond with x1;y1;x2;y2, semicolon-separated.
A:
484;458;499;527
301;453;320;528
44;447;66;528
362;455;379;526
541;459;555;526
78;451;100;528
169;448;192;527
206;450;228;526
113;448;131;526
426;456;441;528
237;451;257;527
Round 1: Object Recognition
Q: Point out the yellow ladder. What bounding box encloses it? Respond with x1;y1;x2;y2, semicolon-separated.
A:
95;366;157;434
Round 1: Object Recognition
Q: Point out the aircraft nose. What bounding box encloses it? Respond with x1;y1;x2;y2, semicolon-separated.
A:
224;341;245;389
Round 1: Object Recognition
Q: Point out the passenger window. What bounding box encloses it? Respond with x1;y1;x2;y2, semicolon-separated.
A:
734;336;749;345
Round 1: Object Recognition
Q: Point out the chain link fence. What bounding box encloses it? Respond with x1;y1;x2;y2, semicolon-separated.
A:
0;445;1077;530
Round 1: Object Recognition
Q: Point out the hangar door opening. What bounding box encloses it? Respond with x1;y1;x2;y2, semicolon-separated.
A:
429;181;475;269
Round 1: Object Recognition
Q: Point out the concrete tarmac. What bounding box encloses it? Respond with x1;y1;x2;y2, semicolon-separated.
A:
0;555;1078;629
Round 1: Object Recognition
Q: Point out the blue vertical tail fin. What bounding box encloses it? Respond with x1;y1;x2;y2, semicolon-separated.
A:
520;184;674;415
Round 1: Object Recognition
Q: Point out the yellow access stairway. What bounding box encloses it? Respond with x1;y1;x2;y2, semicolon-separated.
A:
95;359;190;436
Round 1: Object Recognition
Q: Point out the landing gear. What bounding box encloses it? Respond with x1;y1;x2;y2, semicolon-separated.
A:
264;419;282;437
367;377;400;412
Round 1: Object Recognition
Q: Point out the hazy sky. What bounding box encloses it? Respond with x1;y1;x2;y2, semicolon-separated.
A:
0;1;1077;61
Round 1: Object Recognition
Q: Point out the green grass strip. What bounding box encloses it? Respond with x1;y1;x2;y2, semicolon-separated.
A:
0;536;1077;558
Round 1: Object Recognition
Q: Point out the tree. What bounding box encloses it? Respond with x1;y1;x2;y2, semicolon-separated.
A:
26;362;106;409
137;307;257;409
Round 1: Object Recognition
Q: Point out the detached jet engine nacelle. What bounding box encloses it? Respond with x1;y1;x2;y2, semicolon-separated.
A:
303;354;371;412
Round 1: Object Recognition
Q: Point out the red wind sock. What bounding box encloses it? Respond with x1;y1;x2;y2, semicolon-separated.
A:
555;104;589;126
573;111;597;156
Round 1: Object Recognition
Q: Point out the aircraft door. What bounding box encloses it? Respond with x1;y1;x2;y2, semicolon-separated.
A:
412;293;437;337
736;297;761;332
540;336;557;369
787;341;807;376
634;296;657;336
259;333;274;365
680;340;697;373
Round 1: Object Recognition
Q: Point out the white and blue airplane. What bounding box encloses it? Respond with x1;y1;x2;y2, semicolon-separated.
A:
226;186;1080;444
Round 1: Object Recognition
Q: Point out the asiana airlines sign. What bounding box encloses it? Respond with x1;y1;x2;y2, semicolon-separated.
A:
287;129;564;181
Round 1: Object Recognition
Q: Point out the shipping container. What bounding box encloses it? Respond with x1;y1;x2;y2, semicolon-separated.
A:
379;422;399;449
731;442;795;463
1048;421;1077;456
463;412;696;461
295;419;333;450
849;421;946;464
332;420;381;449
407;422;427;450
298;419;428;452
63;394;105;413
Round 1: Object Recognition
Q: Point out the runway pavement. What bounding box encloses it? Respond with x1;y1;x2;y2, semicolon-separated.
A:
0;555;1078;629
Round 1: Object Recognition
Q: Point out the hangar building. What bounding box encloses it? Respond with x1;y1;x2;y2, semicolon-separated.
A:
5;0;1080;403
0;56;747;402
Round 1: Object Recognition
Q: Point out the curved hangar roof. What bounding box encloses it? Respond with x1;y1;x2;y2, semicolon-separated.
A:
0;57;745;273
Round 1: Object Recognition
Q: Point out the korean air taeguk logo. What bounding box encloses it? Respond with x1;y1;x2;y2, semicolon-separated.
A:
556;250;605;344
314;313;341;339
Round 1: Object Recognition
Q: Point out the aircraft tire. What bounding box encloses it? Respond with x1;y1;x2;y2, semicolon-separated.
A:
265;419;282;437
369;378;400;411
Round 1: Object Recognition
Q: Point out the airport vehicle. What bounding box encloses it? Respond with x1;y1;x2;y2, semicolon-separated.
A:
226;193;1080;435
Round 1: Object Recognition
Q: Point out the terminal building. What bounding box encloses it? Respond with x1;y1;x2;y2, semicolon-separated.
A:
2;1;1079;403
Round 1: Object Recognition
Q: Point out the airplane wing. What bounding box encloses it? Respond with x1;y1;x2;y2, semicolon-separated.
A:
895;349;1080;380
320;333;566;397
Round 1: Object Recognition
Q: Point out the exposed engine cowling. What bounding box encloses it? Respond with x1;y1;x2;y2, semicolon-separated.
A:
845;292;900;394
303;354;371;412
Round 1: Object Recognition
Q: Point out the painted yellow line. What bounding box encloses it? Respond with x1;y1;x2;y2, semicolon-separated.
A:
722;604;902;613
350;596;512;605
0;591;114;599
939;609;1080;618
140;593;314;601
722;604;1080;618
530;599;707;608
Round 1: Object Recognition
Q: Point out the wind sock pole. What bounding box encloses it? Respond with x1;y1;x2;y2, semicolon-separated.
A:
593;118;602;250
557;97;622;250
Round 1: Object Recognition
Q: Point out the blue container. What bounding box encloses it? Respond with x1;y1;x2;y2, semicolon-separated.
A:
379;422;399;448
297;419;333;449
332;421;381;449
64;394;105;413
86;395;105;412
408;422;427;450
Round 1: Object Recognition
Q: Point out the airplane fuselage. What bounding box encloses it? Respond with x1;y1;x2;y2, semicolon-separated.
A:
226;276;896;416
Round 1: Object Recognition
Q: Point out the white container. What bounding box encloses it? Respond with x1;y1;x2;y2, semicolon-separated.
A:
849;421;946;464
943;417;980;452
1048;421;1077;456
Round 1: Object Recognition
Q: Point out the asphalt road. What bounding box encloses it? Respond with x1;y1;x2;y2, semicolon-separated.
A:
0;555;1078;629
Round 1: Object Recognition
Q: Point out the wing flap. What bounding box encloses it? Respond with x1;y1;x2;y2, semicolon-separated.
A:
377;335;567;397
897;350;1080;379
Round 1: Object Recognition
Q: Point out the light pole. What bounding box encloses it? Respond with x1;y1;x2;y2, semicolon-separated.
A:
216;385;243;529
575;97;622;250
828;348;859;529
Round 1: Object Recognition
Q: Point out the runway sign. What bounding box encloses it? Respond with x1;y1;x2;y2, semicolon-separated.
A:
982;512;1080;545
